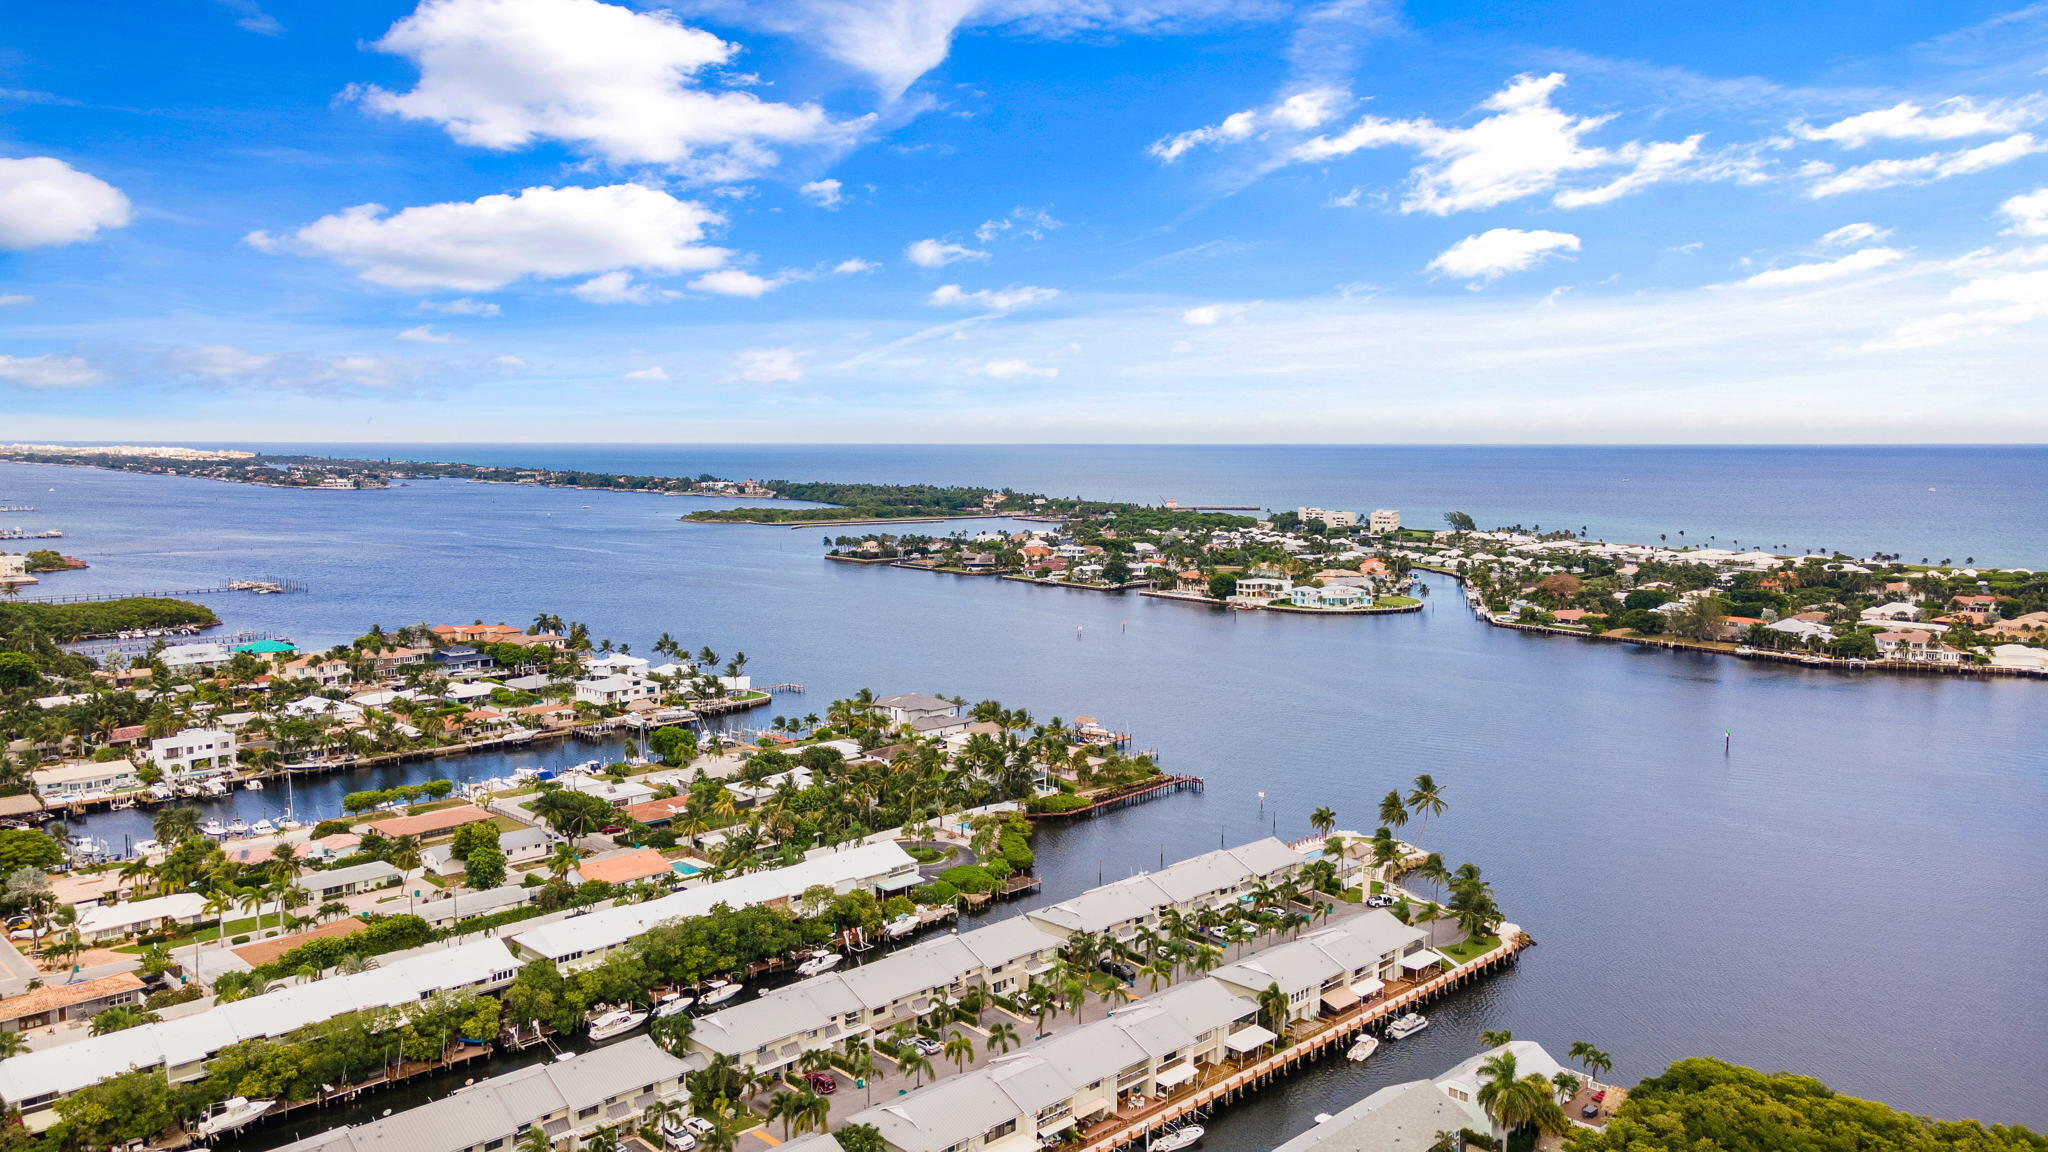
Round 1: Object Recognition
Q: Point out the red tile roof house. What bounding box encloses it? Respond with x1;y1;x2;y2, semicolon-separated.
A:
1551;609;1592;623
575;848;675;885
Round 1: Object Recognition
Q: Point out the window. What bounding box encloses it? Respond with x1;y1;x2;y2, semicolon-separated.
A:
987;1120;1017;1140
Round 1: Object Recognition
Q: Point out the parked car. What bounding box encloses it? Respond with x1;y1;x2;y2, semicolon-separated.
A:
600;824;624;834
1365;894;1397;908
908;1035;943;1057
660;1117;699;1151
1098;958;1138;981
683;1117;717;1137
804;1072;838;1094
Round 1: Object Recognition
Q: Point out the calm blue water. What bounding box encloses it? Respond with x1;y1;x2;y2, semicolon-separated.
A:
7;450;2046;1131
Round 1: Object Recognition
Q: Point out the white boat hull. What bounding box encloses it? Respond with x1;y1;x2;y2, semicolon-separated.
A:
699;985;742;1006
1149;1126;1203;1152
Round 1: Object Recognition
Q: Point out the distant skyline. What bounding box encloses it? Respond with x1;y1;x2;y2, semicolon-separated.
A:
6;0;2048;443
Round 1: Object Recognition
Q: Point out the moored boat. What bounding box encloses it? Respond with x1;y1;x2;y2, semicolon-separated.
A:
586;1007;649;1042
1345;1035;1379;1062
1385;1012;1429;1040
796;951;843;977
195;1096;274;1138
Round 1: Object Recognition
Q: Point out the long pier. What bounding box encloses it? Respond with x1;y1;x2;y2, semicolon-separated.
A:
22;580;303;604
1026;775;1204;820
1078;928;1531;1152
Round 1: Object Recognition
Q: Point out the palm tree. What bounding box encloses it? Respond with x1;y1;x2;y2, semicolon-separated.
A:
1308;806;1336;838
1569;1041;1613;1089
897;1047;935;1088
986;1020;1020;1055
1552;1071;1582;1100
1378;789;1408;832
943;1030;975;1074
153;806;202;846
548;842;582;880
1474;1052;1568;1138
1427;1132;1460;1152
1254;982;1291;1051
1405;774;1447;843
1480;1029;1514;1049
0;1031;27;1058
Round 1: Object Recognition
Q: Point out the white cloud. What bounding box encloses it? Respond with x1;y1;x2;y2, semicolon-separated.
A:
418;297;501;315
1727;247;1905;289
1291;73;1722;214
156;345;439;393
732;347;802;383
975;207;1063;242
491;354;529;368
800;178;844;208
1880;267;2048;349
571;271;673;304
690;268;780;296
1792;97;2043;147
215;0;283;34
355;0;859;180
1818;222;1892;247
1427;228;1581;282
396;324;459;343
623;365;669;380
163;345;277;377
1181;303;1249;325
1151;87;1344;161
833;258;880;274
906;238;988;267
0;294;31;306
0;353;105;389
0;156;132;249
972;358;1058;379
251;184;729;292
927;283;1058;310
1807;134;2046;197
2000;188;2048;236
1325;186;1363;208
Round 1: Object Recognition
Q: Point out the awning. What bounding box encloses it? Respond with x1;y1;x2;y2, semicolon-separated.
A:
1225;1025;1278;1053
1400;949;1447;970
1319;986;1359;1012
875;873;922;891
1154;1062;1198;1089
1349;977;1385;998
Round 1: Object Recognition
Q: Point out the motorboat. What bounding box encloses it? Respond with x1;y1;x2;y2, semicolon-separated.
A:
195;1096;275;1138
226;819;250;838
1345;1035;1379;1062
885;913;921;939
131;839;163;858
698;980;743;1006
1147;1125;1203;1152
148;783;176;801
652;992;695;1018
66;836;109;858
250;819;277;837
796;951;843;977
585;1007;649;1042
275;813;303;832
244;778;264;790
201;779;230;796
1384;1012;1429;1040
200;818;228;838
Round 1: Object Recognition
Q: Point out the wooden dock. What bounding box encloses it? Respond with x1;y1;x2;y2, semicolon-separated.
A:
25;580;303;604
1027;775;1203;821
1074;931;1531;1152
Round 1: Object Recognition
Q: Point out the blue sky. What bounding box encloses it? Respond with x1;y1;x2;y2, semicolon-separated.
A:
4;0;2048;443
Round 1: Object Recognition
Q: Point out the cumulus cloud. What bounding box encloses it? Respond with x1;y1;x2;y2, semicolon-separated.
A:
0;354;105;389
0;157;132;249
1819;222;1892;247
2000;188;2048;236
355;0;860;180
689;268;780;296
1427;228;1581;283
972;358;1058;379
1880;266;2048;349
418;297;501;315
1181;303;1249;325
975;206;1063;242
927;283;1058;310
906;238;988;267
396;324;459;343
249;184;729;293
1791;97;2043;147
1290;73;1724;214
833;258;879;274
1151;86;1344;161
571;271;674;304
731;346;802;383
1727;247;1905;289
623;365;669;380
1807;134;2046;197
800;178;844;208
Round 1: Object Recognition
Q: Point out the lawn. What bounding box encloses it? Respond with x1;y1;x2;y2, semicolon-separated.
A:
1374;595;1422;608
1436;934;1502;965
118;914;268;952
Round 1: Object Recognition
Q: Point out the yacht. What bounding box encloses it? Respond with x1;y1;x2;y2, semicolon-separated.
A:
200;818;228;838
1345;1035;1380;1062
1385;1012;1429;1040
698;979;743;1007
796;951;843;977
652;992;695;1018
1148;1125;1203;1152
66;836;109;859
195;1097;275;1138
131;839;163;858
226;819;250;837
585;1007;649;1042
250;819;277;837
884;912;921;939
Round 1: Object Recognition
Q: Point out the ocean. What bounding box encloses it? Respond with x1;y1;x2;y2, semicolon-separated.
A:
7;445;2045;1133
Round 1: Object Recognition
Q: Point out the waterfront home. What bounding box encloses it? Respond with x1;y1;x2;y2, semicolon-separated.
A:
1232;577;1291;604
557;775;656;807
574;674;659;707
1210;912;1429;1022
430;623;528;645
305;860;403;901
1988;610;2048;638
147;727;237;778
365;646;433;673
0;940;521;1129
507;840;920;969
432;645;495;674
1297;507;1358;528
1873;631;1956;664
30;759;141;803
368;804;496;839
874;693;961;726
1989;644;2048;672
1767;618;1834;644
584;652;651;677
1025;839;1306;943
76;892;209;944
1368;509;1401;534
283;695;365;720
0;973;145;1035
158;642;232;671
1273;1040;1578;1152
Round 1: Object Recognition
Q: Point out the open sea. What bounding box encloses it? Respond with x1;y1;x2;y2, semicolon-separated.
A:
6;445;2045;1135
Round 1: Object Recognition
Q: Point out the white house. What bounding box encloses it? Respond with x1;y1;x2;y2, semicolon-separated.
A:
1368;509;1401;534
31;760;141;802
584;653;650;677
574;675;659;707
157;643;231;671
873;693;959;725
1295;507;1358;528
147;729;237;778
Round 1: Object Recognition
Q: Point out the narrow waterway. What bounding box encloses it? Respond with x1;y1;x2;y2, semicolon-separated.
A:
24;462;2048;1129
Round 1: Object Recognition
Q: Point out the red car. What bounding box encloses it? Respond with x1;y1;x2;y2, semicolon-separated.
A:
600;824;624;834
804;1072;838;1094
